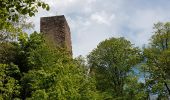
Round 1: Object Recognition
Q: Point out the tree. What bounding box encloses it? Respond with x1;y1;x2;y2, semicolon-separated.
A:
87;37;142;99
0;0;49;30
143;22;170;98
0;0;49;46
17;32;103;99
123;73;148;100
0;63;21;99
0;42;17;64
0;0;43;97
0;16;34;42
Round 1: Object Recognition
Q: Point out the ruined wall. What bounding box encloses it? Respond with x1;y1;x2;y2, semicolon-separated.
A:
40;15;72;55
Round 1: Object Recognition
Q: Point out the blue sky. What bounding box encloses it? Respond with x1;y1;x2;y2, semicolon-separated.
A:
30;0;170;57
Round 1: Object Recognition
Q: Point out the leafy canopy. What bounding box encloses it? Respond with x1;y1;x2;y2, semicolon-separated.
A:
87;37;142;99
143;22;170;98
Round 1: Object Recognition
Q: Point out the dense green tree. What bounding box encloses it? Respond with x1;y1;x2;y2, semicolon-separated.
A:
143;22;170;98
0;42;17;64
15;32;102;99
87;37;142;99
123;73;148;100
0;0;41;98
0;0;49;30
0;63;21;99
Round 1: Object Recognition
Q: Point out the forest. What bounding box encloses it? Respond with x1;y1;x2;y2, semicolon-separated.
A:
0;0;170;100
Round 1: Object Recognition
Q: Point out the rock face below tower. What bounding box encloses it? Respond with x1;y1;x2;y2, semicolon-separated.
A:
40;15;72;55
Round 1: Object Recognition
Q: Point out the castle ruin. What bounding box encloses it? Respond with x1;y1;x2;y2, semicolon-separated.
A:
40;15;72;55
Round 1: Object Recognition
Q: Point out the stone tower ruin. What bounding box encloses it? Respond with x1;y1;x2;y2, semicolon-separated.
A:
40;15;72;55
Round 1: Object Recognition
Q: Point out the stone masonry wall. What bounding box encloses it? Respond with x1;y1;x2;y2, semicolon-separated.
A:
40;15;72;55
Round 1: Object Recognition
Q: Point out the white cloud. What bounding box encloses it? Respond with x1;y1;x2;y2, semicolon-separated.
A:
90;12;115;25
30;0;170;57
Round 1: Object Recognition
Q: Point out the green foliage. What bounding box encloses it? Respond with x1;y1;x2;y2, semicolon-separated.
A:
1;3;170;99
0;0;49;30
123;75;148;100
0;42;17;64
28;89;48;100
143;22;170;97
0;64;21;99
87;37;142;99
12;32;101;99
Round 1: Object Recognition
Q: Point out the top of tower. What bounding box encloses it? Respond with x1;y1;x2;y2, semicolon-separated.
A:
40;15;70;31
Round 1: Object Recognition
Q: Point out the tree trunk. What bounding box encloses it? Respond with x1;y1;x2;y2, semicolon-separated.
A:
164;82;170;95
